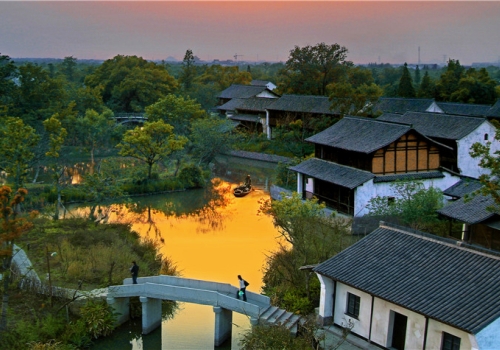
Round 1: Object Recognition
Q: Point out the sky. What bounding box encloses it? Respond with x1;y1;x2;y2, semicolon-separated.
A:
0;1;499;65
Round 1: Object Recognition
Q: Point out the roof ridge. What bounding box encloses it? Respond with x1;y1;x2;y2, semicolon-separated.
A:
404;111;487;120
379;221;500;260
347;115;412;127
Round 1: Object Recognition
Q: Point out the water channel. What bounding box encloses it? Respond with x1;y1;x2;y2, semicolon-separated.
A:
72;155;284;349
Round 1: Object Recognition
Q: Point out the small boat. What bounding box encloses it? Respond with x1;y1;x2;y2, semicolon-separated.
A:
233;185;252;197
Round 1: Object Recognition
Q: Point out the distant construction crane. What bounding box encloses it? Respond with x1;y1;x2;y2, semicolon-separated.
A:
234;54;244;61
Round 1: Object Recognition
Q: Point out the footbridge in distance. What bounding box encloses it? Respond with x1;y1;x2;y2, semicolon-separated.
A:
107;275;302;346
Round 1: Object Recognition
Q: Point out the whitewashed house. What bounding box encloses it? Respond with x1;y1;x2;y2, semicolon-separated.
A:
290;116;461;216
378;112;499;179
314;222;500;350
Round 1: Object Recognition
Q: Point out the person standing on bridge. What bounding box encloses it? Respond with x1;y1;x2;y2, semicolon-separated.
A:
236;275;249;301
130;261;139;284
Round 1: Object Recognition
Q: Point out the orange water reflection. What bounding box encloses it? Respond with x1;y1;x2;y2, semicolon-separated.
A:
85;179;282;291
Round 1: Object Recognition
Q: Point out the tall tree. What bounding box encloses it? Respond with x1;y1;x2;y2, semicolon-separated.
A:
0;186;34;331
0;54;17;109
43;115;68;220
145;94;206;136
117;120;188;179
77;108;115;165
0;117;40;189
11;63;67;126
277;42;352;96
417;71;435;98
414;65;421;85
397;63;416;98
450;67;498;105
84;55;178;113
328;66;383;116
59;56;78;83
190;116;241;166
179;49;196;91
435;59;465;101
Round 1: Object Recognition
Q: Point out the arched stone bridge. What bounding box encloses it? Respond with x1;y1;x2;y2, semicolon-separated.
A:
113;113;148;125
107;275;302;346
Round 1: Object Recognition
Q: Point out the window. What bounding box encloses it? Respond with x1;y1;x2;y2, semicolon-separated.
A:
387;196;396;205
441;332;461;350
485;133;489;141
346;292;360;318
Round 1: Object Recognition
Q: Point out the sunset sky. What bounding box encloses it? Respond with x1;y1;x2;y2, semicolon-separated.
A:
1;1;499;65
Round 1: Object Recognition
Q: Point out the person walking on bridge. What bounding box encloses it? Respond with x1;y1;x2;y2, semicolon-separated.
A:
130;261;139;284
236;275;249;301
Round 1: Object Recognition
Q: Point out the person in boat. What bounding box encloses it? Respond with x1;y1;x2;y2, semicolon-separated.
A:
244;175;251;189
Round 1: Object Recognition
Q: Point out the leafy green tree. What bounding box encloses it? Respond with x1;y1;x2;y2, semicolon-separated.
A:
11;63;68;126
0;186;34;331
397;63;416;98
417;71;435;98
145;94;206;136
84;55;178;112
259;192;352;313
195;65;251;91
367;181;444;231
0;54;17;109
179;49;196;91
43;115;68;220
77;109;115;165
278;42;352;96
435;59;465;101
117;120;188;179
0;117;40;189
414;65;421;85
470;128;500;205
450;67;498;104
190;116;241;166
328;67;383;116
59;56;78;83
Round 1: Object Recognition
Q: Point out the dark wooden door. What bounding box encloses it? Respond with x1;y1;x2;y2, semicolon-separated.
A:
391;312;407;350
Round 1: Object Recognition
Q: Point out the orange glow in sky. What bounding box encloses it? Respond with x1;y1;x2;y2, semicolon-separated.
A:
1;1;499;64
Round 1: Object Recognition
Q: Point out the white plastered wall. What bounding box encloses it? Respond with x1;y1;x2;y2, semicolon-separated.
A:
354;171;461;217
425;318;473;350
458;121;499;179
334;282;373;339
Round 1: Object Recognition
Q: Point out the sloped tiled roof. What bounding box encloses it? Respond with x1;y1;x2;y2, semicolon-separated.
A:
373;171;444;183
217;84;278;99
306;116;412;154
217;97;276;112
372;97;435;114
377;112;487;140
443;178;483;198
290;158;374;189
314;223;500;334
438;194;499;224
251;80;272;87
487;100;500;118
266;94;338;115
436;102;491;117
228;114;261;122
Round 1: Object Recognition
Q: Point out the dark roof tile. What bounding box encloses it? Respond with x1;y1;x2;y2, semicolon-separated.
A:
373;171;444;183
436;102;491;117
217;84;278;99
314;223;500;333
377;112;487;140
373;97;436;114
266;94;338;115
443;179;483;198
306;116;411;154
290;158;374;189
438;194;499;224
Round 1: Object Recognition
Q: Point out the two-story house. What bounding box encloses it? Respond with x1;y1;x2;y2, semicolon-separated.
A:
290;116;460;216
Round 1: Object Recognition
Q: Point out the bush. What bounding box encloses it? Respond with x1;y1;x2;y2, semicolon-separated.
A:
79;300;116;339
178;165;205;188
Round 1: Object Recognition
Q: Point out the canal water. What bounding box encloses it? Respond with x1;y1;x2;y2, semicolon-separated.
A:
85;155;284;349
